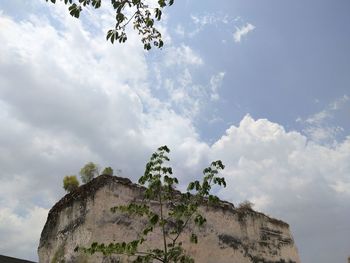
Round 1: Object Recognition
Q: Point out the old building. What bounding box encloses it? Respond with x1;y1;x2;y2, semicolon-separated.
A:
38;174;301;263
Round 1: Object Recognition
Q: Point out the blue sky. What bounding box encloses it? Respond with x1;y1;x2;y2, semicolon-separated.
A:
0;1;349;263
146;0;350;144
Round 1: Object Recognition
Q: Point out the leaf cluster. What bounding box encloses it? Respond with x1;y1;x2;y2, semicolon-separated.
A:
63;175;80;193
238;200;254;210
79;162;99;184
102;166;114;176
45;0;174;50
77;146;226;262
63;162;115;192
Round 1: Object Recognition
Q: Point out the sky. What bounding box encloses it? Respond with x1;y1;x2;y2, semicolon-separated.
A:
0;1;349;262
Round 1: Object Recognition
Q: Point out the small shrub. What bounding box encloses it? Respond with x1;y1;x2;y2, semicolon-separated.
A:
238;200;254;210
80;162;99;183
102;167;113;176
63;175;80;193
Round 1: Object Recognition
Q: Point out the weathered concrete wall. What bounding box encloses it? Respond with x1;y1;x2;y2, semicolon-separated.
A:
38;175;301;263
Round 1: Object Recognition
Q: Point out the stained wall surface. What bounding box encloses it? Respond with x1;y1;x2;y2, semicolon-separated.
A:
38;175;301;263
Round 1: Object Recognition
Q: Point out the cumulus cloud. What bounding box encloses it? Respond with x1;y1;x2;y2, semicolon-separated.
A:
233;23;255;42
211;115;350;203
211;115;350;263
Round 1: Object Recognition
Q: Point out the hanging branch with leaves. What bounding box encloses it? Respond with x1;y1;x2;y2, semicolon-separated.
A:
45;0;175;50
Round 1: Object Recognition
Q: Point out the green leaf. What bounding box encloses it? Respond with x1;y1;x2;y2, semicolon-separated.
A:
190;233;198;244
150;214;159;225
111;0;121;9
116;12;125;23
158;0;166;7
187;182;194;191
68;3;82;18
155;8;162;20
92;0;101;8
159;39;164;48
143;226;153;235
194;214;206;226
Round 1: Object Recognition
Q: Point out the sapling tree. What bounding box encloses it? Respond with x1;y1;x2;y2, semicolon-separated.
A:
63;175;80;192
102;166;114;176
80;162;99;183
238;200;254;210
45;0;175;50
76;145;226;262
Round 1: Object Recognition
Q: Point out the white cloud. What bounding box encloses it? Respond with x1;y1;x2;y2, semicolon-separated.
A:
209;72;225;101
187;13;234;37
1;4;350;263
305;110;330;125
150;44;224;120
186;13;255;44
297;95;349;144
303;95;349;125
331;180;350;194
175;24;185;37
164;44;203;66
210;115;350;262
190;13;233;29
211;115;350;203
0;9;206;261
330;94;349;110
191;13;230;26
233;23;255;43
0;206;49;260
159;69;226;119
303;125;343;143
